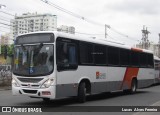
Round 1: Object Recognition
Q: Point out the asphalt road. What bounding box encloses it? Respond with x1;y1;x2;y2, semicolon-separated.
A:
0;85;160;115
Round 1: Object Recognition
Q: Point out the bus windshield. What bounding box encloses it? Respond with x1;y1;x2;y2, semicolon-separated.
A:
13;44;54;76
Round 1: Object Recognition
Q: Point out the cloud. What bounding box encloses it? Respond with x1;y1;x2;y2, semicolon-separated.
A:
105;0;160;15
1;0;160;45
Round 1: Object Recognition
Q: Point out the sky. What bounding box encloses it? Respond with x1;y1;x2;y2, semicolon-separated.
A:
0;0;160;46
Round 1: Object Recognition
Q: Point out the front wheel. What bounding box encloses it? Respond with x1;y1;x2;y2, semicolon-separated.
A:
78;82;86;103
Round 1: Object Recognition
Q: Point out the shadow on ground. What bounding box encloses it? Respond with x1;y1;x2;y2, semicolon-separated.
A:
17;90;149;107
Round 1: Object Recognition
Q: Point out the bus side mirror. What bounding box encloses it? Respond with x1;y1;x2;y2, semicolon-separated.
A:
4;45;7;59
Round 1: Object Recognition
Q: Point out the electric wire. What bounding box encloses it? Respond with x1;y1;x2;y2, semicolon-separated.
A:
0;11;15;17
40;0;140;42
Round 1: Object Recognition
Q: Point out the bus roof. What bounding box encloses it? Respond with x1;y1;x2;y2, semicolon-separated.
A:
154;56;160;61
17;31;153;54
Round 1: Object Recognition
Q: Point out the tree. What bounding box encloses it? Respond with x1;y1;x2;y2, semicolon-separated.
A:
0;44;14;57
7;44;14;57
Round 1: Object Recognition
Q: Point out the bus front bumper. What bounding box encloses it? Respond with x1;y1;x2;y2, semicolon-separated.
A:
12;85;56;99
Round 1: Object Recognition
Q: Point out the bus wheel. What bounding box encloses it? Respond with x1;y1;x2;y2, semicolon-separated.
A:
130;79;137;94
78;82;86;103
42;98;50;102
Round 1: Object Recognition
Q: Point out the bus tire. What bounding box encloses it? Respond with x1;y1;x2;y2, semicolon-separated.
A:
42;98;50;102
78;82;86;103
130;79;137;94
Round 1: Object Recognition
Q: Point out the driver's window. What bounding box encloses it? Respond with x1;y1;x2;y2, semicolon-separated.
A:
57;40;77;70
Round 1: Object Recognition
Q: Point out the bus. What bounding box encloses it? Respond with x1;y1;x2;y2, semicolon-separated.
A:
154;56;160;84
12;31;155;103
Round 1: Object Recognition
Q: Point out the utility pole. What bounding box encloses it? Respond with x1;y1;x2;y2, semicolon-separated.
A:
158;33;160;58
141;25;150;49
105;24;110;39
105;24;107;38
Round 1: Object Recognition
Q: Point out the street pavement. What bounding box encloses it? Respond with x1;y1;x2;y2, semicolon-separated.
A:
0;85;160;115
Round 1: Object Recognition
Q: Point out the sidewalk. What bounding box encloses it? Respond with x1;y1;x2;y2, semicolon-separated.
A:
0;86;11;91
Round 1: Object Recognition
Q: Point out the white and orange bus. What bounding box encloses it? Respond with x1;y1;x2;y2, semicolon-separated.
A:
12;31;154;103
154;56;160;84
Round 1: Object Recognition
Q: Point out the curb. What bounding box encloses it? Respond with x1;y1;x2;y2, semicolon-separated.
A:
0;86;11;91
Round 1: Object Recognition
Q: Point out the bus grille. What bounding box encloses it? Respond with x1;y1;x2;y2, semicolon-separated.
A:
23;89;37;94
18;78;43;83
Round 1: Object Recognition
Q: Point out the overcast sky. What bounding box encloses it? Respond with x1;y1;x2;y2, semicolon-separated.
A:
0;0;160;46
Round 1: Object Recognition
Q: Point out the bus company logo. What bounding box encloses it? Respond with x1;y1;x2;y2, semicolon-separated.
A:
28;84;31;87
2;107;11;112
96;71;106;79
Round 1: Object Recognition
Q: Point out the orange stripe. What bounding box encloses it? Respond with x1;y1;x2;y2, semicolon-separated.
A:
120;68;139;89
131;48;143;52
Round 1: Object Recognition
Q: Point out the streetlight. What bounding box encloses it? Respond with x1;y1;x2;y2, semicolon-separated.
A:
0;4;6;9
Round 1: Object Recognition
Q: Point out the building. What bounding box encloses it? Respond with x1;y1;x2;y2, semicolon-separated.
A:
0;33;12;45
57;25;75;34
0;33;12;55
0;35;9;45
10;12;57;39
136;42;160;57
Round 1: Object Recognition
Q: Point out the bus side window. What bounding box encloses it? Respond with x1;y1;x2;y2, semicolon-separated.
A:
57;41;78;71
147;54;154;68
68;44;77;64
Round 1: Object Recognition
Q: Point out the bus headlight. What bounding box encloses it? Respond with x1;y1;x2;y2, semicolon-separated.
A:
41;79;54;88
12;78;20;87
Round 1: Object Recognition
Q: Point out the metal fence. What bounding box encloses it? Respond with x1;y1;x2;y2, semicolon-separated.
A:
0;64;12;86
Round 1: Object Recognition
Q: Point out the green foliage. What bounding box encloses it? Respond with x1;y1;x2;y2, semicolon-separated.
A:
8;44;14;56
0;44;14;57
1;45;5;54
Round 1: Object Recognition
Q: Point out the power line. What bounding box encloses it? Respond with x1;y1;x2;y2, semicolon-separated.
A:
0;29;8;32
0;22;11;26
18;24;140;42
0;9;139;43
0;18;10;22
0;25;10;29
107;34;117;40
40;0;104;27
0;22;29;31
40;0;132;38
0;11;15;17
109;27;128;38
0;15;13;20
40;0;139;42
75;31;103;36
41;0;84;19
